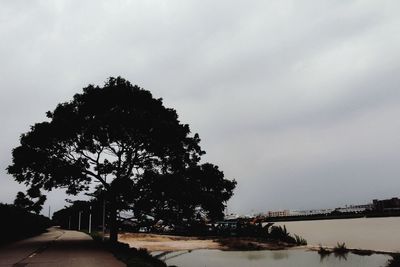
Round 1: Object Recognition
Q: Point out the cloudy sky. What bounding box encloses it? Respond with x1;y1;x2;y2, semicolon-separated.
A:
1;1;400;215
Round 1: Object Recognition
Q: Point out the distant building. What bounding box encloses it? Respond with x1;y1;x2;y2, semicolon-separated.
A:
267;210;290;217
224;213;239;220
336;204;373;213
373;197;400;212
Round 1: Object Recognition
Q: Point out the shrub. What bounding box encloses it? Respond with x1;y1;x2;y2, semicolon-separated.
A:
294;234;307;245
268;225;307;245
333;242;348;254
318;245;331;255
0;203;51;244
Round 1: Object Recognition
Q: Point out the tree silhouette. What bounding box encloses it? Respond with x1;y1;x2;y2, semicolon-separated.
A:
8;77;236;242
14;188;46;214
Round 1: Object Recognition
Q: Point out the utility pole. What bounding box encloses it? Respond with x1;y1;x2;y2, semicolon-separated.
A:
68;216;71;229
48;205;51;219
102;199;106;240
88;205;92;234
102;177;107;241
78;211;82;231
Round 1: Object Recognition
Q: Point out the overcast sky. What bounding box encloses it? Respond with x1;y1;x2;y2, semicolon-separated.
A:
1;1;400;216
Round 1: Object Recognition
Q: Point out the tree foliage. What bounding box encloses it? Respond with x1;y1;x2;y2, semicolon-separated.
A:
8;77;236;242
0;203;51;244
14;189;46;214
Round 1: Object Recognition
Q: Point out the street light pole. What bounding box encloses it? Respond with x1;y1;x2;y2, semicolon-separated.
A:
102;177;107;241
78;211;82;231
102;199;106;240
88;205;92;234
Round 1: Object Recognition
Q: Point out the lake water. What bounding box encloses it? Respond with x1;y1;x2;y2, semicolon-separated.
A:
161;249;390;267
275;217;400;252
159;217;399;266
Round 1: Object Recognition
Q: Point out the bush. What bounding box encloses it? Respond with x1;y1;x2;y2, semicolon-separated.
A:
268;225;307;245
333;242;348;255
0;203;51;244
318;245;331;255
294;234;307;245
88;232;167;267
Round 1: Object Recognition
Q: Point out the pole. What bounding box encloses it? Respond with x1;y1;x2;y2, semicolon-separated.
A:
48;206;51;219
88;206;92;234
102;177;107;241
102;199;106;241
68;216;71;229
78;211;82;231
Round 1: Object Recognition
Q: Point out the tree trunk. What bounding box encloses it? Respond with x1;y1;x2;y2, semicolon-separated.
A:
109;196;118;244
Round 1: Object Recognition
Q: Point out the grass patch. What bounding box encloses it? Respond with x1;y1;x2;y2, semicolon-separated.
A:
217;238;264;250
333;242;348;255
294;234;307;246
269;225;307;246
318;245;331;255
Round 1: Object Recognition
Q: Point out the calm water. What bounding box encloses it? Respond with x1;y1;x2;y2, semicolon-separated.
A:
161;249;390;267
275;217;400;252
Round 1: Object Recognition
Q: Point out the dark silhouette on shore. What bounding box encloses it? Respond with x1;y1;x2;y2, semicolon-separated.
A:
7;77;236;244
0;203;50;245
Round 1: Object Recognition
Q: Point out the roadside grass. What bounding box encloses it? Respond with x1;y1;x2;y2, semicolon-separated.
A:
87;231;167;267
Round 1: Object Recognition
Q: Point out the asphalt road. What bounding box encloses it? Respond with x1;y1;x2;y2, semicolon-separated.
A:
0;227;125;267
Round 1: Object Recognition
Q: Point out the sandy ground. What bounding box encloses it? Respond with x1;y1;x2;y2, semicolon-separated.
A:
119;233;222;252
119;233;291;252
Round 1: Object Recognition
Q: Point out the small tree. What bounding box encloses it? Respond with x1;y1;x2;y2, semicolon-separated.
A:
8;77;236;242
14;189;46;214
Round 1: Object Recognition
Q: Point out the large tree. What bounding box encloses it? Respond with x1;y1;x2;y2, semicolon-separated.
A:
8;77;236;242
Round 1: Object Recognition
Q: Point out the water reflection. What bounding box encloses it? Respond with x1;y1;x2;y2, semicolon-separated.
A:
319;251;349;263
271;250;289;260
165;249;390;267
238;250;289;261
334;251;348;261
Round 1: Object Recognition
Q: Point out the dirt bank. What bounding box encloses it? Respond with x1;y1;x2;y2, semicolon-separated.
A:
119;233;221;252
119;233;294;252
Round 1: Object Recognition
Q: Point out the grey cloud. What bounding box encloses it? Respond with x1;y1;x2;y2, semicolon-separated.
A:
1;1;400;215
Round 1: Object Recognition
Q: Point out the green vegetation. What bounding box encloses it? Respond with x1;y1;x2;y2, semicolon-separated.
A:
269;225;307;245
216;224;308;250
89;231;167;267
318;245;331;256
293;234;308;246
216;238;265;250
333;242;348;254
107;243;166;267
0;203;51;245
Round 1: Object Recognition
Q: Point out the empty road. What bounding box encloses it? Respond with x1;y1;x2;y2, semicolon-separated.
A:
0;227;124;267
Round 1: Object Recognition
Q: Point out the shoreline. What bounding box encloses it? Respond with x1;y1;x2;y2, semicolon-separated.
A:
307;245;399;257
119;232;399;257
119;233;295;252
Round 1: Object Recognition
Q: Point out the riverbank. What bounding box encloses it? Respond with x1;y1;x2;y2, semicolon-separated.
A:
119;233;295;252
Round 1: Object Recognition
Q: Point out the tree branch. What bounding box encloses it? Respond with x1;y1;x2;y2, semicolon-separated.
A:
82;169;110;189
